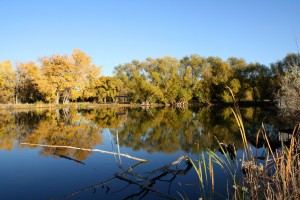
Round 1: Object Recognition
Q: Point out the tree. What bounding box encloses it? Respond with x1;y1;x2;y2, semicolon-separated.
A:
114;60;163;104
178;55;204;104
16;62;44;103
227;57;247;101
40;54;73;104
275;54;300;114
143;56;180;104
271;53;300;100
93;76;125;103
255;64;273;101
114;61;140;103
40;49;100;104
78;64;101;102
0;61;16;103
195;57;233;103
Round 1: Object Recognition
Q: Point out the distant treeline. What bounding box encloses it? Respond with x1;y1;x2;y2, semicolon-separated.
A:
0;49;299;109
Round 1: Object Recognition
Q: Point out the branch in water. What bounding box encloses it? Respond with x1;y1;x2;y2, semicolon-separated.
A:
20;143;148;162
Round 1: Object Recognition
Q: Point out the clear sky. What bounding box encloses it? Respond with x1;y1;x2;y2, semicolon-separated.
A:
1;0;299;75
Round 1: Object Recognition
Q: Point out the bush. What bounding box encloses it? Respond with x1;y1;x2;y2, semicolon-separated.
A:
276;63;300;117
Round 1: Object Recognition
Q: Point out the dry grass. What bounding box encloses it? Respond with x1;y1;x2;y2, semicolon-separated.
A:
0;102;139;111
189;87;300;199
242;124;300;200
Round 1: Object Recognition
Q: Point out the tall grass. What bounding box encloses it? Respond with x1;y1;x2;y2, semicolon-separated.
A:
188;87;300;199
257;124;300;200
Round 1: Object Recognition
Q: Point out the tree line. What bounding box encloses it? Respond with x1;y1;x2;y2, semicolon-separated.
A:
114;52;299;111
0;49;299;109
0;49;124;104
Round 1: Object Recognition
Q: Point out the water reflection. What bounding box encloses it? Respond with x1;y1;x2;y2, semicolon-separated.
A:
0;106;295;199
0;106;286;157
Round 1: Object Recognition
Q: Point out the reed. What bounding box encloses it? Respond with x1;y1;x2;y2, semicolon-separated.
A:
189;87;300;199
261;124;300;200
188;138;240;199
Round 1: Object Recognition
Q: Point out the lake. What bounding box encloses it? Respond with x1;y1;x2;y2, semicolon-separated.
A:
0;106;293;199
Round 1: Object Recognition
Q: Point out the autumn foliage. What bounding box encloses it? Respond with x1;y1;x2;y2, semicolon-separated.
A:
0;50;299;110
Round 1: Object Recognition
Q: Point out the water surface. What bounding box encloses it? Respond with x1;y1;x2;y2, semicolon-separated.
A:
0;106;291;199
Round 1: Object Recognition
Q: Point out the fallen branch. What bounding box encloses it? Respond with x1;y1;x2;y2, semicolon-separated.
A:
148;154;188;174
115;173;175;199
20;143;148;162
50;161;147;200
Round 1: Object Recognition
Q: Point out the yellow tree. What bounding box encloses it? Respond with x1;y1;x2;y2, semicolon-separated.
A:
40;55;72;104
0;61;16;103
17;62;45;103
40;49;101;104
80;64;102;101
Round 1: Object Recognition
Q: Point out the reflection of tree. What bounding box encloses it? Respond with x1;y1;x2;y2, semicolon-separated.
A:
0;106;282;157
0;110;45;150
195;106;242;148
79;108;126;128
111;108;201;153
0;112;17;150
112;106;276;154
0;108;125;156
21;109;102;161
0;110;50;150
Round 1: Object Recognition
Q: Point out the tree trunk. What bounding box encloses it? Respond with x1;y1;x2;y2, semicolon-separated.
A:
56;109;60;121
63;90;70;104
15;93;18;104
55;91;60;104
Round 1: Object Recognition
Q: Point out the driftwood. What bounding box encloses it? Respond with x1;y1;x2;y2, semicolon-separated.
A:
115;154;192;199
49;154;190;199
115;173;175;199
148;154;188;174
50;161;146;200
20;143;148;162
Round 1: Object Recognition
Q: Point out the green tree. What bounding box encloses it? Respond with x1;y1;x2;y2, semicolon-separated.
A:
143;56;180;104
227;57;247;101
177;55;203;104
114;60;140;102
93;76;125;103
114;60;163;104
195;57;233;103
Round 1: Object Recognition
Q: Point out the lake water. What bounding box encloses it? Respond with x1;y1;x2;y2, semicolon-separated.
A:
0;106;293;199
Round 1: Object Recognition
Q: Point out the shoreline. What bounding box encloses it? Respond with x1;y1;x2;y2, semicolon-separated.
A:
0;101;276;111
0;102;140;111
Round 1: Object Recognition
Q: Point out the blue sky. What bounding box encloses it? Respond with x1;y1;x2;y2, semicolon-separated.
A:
1;0;299;75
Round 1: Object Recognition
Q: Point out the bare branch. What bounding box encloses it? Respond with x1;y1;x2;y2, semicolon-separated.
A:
20;142;148;162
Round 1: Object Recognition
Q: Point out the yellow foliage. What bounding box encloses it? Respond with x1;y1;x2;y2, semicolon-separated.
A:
0;60;16;103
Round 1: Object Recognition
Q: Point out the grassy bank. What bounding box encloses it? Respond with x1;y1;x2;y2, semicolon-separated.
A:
0;102;144;111
0;100;277;112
